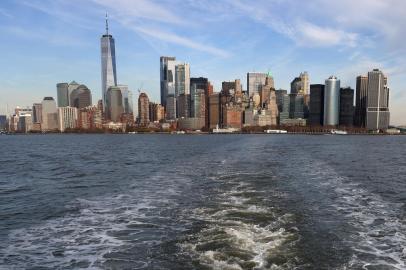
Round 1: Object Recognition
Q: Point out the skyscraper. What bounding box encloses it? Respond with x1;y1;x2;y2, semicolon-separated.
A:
354;76;368;127
106;86;123;122
366;69;390;130
290;72;309;95
70;85;92;109
117;85;134;116
41;97;58;131
309;84;325;126
175;63;190;96
56;83;69;107
138;92;150;126
324;76;340;126
32;103;42;124
101;15;117;114
160;56;177;108
247;72;268;96
339;87;354;127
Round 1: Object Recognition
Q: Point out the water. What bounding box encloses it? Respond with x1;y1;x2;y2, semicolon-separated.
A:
0;134;405;269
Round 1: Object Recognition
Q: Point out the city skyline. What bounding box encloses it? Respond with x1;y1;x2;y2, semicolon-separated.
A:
0;0;405;124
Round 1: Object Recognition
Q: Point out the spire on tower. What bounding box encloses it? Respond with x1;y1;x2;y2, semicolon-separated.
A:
105;13;109;35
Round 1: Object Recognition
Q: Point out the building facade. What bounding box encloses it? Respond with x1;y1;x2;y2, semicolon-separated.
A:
101;16;117;114
138;92;150;126
247;72;268;96
339;87;354;127
106;86;123;122
355;75;368;127
58;107;78;132
160;56;177;108
41;97;58;131
309;84;325;126
366;69;390;130
324;76;340;126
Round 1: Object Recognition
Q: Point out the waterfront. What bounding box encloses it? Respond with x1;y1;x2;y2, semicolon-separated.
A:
0;135;405;269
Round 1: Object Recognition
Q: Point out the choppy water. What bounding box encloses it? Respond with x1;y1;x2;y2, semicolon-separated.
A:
0;134;405;269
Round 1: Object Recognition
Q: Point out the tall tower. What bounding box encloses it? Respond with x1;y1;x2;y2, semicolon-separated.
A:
366;69;390;130
324;76;340;126
101;14;117;116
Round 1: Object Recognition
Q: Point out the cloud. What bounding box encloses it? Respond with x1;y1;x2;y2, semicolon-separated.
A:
0;8;13;18
129;25;231;58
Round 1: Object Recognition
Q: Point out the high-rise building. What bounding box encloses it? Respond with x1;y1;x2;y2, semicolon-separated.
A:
209;93;221;129
17;114;32;133
192;89;206;119
160;56;177;108
291;72;309;95
339;87;354;127
0;115;7;131
247;72;268;96
58;107;78;132
366;69;390;130
57;83;69;107
324;76;340;126
32;103;42;124
275;89;288;113
101;15;117;114
138;92;150;126
70;85;92;109
166;94;177;120
41;97;58;131
177;94;190;118
106;86;123;122
354;75;368;127
309;84;325;126
117;85;133;116
279;93;290;124
175;63;190;96
289;94;305;119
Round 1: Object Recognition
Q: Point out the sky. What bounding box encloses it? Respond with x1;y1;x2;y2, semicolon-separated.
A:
0;0;405;125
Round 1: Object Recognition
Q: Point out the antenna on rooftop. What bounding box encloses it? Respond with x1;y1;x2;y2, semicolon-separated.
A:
105;13;109;35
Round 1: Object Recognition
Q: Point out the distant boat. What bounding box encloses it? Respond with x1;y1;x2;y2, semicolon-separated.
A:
265;129;288;134
331;129;348;135
212;125;239;134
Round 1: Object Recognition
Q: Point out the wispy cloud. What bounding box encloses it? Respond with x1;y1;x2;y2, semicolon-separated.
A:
0;7;13;18
129;25;231;58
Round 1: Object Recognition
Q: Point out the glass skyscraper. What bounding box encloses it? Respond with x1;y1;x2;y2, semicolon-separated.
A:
101;15;117;115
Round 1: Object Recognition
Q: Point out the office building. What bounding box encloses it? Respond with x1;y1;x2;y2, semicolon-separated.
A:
309;84;325;126
192;89;206;118
366;69;390;130
354;75;368;127
291;72;309;95
275;89;288;112
209;93;221;129
70;84;92;109
247;72;270;96
106;86;123;122
32;103;42;124
324;76;340;126
177;94;190;118
17;114;32;133
0;115;6;131
138;92;150;126
101;15;117;114
279;93;290;124
166;94;177;120
117;85;133;116
58;107;78;132
41;97;58;131
160;56;177;108
339;87;354;127
289;94;305;119
175;63;190;96
57;83;69;107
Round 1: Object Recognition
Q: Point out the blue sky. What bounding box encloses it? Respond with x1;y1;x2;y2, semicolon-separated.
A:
0;0;405;124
